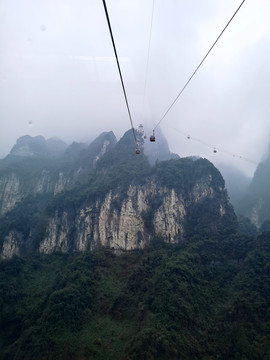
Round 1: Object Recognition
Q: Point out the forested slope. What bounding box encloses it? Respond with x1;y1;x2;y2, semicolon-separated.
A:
1;231;270;359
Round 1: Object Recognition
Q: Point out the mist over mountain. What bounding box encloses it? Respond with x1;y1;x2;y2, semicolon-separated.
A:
1;129;270;359
236;143;270;229
1;0;270;357
9;135;67;158
0;128;236;258
143;127;179;165
217;164;251;208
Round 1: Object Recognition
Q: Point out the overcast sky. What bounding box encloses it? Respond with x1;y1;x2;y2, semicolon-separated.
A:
1;0;270;176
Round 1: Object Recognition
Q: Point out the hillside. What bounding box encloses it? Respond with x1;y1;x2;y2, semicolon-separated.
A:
1;231;270;359
1;129;270;359
0;129;236;258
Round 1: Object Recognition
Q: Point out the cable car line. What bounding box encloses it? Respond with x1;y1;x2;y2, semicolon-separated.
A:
142;0;155;124
153;0;246;132
168;125;270;169
102;0;137;144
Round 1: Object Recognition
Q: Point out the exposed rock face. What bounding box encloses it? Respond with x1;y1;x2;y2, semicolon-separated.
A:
53;172;70;195
1;231;24;259
39;211;70;254
0;130;236;259
1;175;233;258
0;132;116;215
80;131;117;168
153;188;186;243
93;140;111;166
10;135;49;157
0;173;22;214
35;174;232;256
0;169;71;215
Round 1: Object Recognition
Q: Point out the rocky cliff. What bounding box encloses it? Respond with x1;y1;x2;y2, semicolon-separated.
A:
0;131;117;216
0;129;236;259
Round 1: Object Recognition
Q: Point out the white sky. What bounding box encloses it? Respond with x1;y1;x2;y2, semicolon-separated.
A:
1;0;270;176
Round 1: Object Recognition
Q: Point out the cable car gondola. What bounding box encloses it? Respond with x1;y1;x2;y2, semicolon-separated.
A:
136;149;140;154
213;147;217;153
150;130;155;142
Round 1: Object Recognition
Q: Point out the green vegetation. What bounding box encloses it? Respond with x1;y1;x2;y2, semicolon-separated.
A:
153;157;225;192
1;231;270;359
2;130;270;358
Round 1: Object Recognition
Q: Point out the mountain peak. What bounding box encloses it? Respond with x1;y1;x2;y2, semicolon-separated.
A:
9;135;68;158
10;135;49;157
143;127;179;164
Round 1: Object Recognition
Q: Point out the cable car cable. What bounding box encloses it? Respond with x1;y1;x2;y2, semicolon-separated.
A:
153;0;246;131
102;0;137;143
168;125;270;169
142;0;155;123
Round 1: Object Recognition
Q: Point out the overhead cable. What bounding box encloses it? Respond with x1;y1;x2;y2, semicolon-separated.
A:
142;0;155;122
168;125;270;169
102;0;137;143
154;0;246;130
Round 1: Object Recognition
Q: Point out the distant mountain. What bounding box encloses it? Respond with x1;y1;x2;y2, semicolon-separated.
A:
80;131;117;168
46;137;68;157
10;135;49;157
144;127;179;165
237;144;270;227
64;141;88;161
9;135;67;158
217;164;251;209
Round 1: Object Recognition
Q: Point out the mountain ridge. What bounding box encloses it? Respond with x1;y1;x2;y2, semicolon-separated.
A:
0;129;236;259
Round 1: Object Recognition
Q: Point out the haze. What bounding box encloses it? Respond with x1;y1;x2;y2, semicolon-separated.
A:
1;0;270;176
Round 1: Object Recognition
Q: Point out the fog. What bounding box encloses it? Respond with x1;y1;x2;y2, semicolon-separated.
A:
1;0;270;176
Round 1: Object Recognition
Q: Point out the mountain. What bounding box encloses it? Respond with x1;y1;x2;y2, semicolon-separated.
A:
10;135;50;157
3;129;270;360
0;129;236;259
237;144;270;228
9;135;68;158
143;127;179;165
79;131;117;167
217;164;251;208
46;137;68;157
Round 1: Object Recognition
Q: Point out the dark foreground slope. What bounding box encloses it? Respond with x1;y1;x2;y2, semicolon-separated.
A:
1;230;270;360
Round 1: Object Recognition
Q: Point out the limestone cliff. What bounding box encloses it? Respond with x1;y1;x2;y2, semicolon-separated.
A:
0;165;70;215
0;130;236;259
1;161;235;258
0;173;22;214
0;131;116;215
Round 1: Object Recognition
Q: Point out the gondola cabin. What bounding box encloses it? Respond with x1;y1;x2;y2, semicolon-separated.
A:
150;131;155;142
136;149;140;154
213;147;217;153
